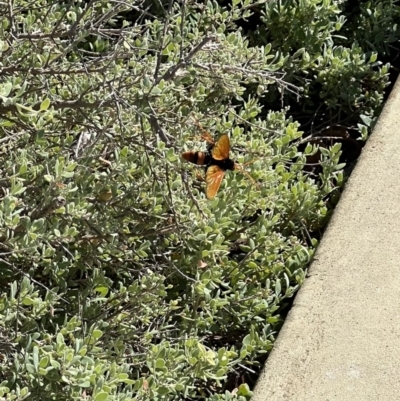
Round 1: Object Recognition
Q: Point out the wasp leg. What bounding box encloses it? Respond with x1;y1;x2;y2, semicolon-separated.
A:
234;163;260;190
191;117;215;145
195;170;205;182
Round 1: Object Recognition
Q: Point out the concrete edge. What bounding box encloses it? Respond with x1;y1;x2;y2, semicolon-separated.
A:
251;74;400;401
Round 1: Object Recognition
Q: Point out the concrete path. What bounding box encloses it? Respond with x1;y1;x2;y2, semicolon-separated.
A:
252;77;400;401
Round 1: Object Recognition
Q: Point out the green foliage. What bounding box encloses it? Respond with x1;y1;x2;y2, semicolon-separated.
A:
0;0;395;400
248;0;392;129
343;0;400;56
315;45;389;112
255;0;343;54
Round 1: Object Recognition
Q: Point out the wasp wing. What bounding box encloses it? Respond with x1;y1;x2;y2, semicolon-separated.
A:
206;165;225;199
211;134;230;161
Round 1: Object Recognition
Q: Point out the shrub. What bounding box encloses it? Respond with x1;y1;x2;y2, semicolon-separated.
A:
342;0;400;57
245;0;391;136
0;0;396;400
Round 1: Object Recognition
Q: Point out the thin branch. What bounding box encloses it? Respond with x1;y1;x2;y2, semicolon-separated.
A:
180;171;207;219
161;252;196;283
7;0;16;41
69;0;97;35
157;36;217;83
153;0;174;82
0;66;108;76
193;62;301;95
14;27;128;40
0;99;113;114
147;101;172;145
237;363;257;374
0;257;70;305
179;0;186;61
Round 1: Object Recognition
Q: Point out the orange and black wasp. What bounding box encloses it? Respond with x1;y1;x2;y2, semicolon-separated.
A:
182;123;257;199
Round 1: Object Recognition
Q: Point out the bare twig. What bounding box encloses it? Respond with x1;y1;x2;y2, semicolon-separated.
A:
158;36;217;83
153;0;174;81
237;363;257;374
147;101;173;145
193;62;300;95
161;252;196;282
0;257;70;304
179;0;186;61
30;196;66;220
0;66;108;76
0;99;113;114
180;171;207;219
7;0;16;41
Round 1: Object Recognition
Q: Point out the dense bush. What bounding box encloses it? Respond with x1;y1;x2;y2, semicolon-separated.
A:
0;0;397;400
245;0;393;137
343;0;400;57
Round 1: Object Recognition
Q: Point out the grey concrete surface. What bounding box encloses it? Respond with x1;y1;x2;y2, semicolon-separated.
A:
252;76;400;401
